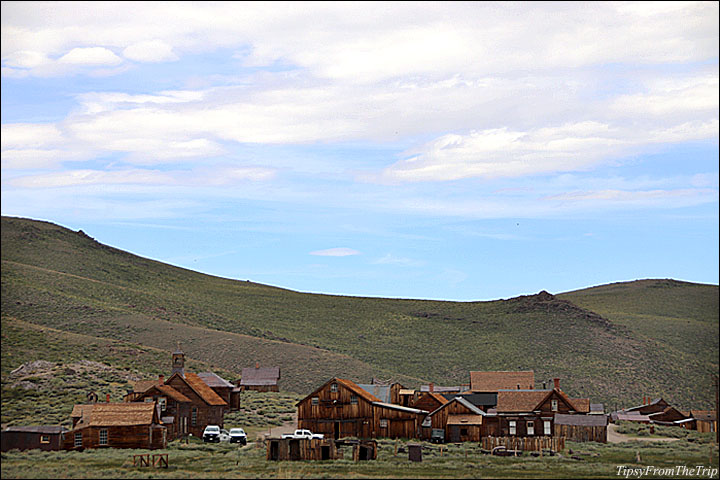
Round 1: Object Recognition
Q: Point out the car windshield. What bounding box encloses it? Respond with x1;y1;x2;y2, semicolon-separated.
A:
230;429;245;434
205;426;219;432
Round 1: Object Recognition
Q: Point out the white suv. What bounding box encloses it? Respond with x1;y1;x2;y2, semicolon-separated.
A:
203;425;230;443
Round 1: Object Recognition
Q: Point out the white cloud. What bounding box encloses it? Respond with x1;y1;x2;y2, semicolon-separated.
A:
57;47;122;65
123;40;178;63
309;248;360;257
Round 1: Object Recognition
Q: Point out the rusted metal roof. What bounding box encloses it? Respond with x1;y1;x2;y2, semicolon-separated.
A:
495;390;549;412
691;410;716;421
613;413;650;422
240;366;280;385
197;372;235;389
590;403;604;413
183;372;227;406
554;414;607;427
470;371;535;392
357;384;391;403
3;426;67;434
447;414;483;425
336;378;382;403
419;385;463;393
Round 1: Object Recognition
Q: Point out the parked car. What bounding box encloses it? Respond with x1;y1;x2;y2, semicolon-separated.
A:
203;425;230;443
281;429;324;440
430;428;445;444
229;428;247;445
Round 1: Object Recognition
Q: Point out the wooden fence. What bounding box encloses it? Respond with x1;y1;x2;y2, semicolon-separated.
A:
481;436;564;452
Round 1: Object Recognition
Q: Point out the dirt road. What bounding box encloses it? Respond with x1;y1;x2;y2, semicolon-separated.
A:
607;423;680;443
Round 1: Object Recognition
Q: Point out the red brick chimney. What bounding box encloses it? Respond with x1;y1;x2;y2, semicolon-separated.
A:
159;374;164;385
429;382;434;393
553;378;560;389
106;393;110;403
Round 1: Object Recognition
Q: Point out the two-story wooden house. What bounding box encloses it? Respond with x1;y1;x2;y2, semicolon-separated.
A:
297;378;428;439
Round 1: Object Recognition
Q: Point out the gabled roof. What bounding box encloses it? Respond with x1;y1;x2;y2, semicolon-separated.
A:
144;384;192;403
166;372;227;406
72;403;160;428
240;366;280;385
495;390;549;413
70;404;95;418
428;396;485;417
197;372;235;389
554;414;607;427
624;398;667;412
425;392;450;406
570;398;591;413
470;371;535;392
297;378;382;406
132;379;160;393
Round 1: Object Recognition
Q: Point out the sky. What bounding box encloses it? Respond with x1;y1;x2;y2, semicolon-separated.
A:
1;1;718;301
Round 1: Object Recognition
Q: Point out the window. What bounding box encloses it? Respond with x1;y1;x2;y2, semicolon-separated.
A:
99;429;108;446
527;421;535;436
144;397;154;403
40;435;50;444
380;419;388;428
551;399;558;412
74;432;82;448
330;383;338;392
509;421;516;435
191;407;197;426
312;397;319;405
158;397;167;411
350;395;358;405
544;420;552;435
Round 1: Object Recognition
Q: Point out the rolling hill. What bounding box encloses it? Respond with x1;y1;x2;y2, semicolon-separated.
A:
2;215;718;426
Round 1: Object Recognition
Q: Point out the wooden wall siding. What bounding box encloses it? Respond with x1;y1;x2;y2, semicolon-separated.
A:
242;385;279;392
266;438;341;461
447;424;482;442
63;425;166;450
429;400;477;430
696;420;716;433
494;417;548;437
412;395;444;413
165;376;224;437
1;432;64;452
538;392;578;414
372;405;424;439
554;424;607;443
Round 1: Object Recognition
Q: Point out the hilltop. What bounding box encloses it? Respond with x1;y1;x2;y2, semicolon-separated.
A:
2;215;718;427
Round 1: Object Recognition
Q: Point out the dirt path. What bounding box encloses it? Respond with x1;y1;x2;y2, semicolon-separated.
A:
255;413;297;441
607;423;680;443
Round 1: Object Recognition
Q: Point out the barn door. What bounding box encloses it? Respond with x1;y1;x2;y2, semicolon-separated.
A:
334;422;340;440
289;440;300;460
449;426;460;443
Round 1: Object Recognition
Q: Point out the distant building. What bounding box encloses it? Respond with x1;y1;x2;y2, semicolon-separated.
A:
240;363;280;392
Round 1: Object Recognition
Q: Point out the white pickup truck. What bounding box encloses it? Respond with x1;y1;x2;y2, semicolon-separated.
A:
281;429;324;440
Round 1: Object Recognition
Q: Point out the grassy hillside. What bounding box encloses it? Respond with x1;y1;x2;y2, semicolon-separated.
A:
2;216;718;424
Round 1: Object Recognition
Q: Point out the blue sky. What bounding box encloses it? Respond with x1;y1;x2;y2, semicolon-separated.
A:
2;2;718;301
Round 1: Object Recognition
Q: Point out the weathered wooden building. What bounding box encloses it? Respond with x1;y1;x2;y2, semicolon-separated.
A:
423;396;486;442
1;426;67;452
266;438;377;461
485;379;591;438
64;403;166;450
553;414;607;443
125;348;227;439
240;363;280;392
691;410;717;433
297;378;428;439
411;391;449;413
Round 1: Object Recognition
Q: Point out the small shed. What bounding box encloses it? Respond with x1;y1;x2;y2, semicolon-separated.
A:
240;363;280;392
1;426;67;452
691;410;716;433
554;414;607;443
265;437;376;461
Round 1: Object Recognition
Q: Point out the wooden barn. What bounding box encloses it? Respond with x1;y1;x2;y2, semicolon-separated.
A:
64;402;166;450
297;378;428;439
553;414;607;443
423;396;485;442
266;438;377;461
411;391;449;413
240;363;280;392
1;426;67;452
